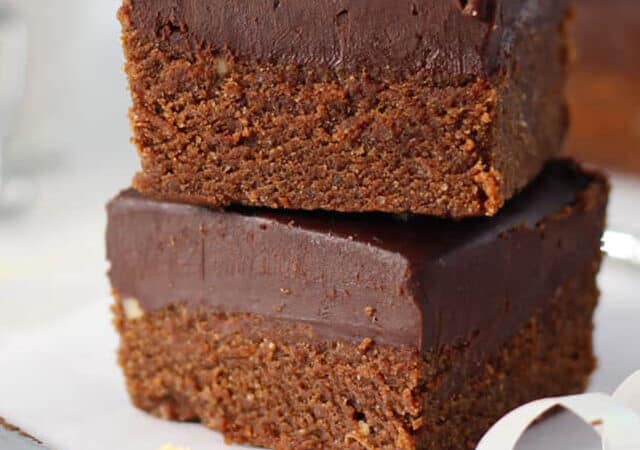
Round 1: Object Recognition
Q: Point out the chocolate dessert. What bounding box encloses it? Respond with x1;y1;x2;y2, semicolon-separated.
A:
119;0;571;217
107;160;608;450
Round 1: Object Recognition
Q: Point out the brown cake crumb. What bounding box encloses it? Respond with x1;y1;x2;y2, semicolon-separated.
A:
364;306;376;320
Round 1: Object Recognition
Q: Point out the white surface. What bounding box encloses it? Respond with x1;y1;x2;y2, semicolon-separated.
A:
0;1;639;448
1;205;640;450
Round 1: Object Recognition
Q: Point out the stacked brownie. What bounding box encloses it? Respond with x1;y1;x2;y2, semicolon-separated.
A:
108;1;609;449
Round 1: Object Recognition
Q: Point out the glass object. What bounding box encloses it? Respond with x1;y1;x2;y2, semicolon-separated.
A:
603;228;640;266
0;3;30;214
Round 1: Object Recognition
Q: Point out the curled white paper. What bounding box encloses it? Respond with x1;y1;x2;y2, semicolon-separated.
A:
613;370;640;412
476;370;640;450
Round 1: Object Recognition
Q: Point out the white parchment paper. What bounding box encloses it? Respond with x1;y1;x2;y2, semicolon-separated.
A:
477;371;640;450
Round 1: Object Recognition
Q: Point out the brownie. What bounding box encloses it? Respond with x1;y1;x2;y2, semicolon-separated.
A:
119;0;571;218
568;0;640;172
107;160;608;450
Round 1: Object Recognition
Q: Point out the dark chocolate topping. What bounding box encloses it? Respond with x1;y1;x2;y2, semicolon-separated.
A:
122;0;569;76
107;160;607;354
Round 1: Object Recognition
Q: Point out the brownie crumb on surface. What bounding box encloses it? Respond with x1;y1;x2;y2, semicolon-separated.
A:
0;417;43;446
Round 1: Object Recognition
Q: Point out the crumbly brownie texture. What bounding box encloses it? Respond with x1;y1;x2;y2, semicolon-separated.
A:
113;261;598;450
567;0;640;172
119;0;570;217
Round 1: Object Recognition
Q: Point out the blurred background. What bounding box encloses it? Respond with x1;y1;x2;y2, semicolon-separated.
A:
0;0;135;332
0;1;638;449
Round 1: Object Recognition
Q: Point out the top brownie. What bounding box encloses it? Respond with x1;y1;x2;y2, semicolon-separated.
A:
120;0;570;217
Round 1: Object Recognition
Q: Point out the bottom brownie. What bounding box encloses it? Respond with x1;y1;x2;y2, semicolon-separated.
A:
114;260;598;450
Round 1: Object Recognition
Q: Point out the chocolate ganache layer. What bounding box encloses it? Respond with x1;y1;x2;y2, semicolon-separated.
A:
107;160;607;354
124;0;569;77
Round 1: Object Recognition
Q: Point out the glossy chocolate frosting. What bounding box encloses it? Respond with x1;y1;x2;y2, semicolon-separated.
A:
122;0;569;76
107;160;607;354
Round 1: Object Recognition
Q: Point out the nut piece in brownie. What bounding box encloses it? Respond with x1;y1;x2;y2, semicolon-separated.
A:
107;159;608;450
119;0;571;218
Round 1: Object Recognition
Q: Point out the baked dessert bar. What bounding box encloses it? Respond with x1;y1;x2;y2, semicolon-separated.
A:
107;159;608;449
119;0;571;218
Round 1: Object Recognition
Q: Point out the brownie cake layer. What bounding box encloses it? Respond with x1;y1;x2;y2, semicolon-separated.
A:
113;270;597;450
107;160;608;449
568;0;640;172
119;0;570;218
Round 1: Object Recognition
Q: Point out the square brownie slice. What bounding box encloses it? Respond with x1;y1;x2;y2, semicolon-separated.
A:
119;0;571;218
107;159;608;449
